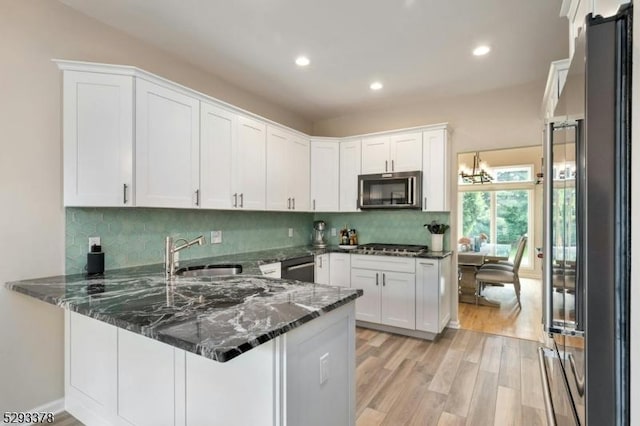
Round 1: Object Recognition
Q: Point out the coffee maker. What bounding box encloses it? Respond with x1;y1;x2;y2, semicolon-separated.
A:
312;220;327;248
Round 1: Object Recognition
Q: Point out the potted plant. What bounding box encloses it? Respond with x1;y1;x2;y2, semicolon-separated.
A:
424;221;449;252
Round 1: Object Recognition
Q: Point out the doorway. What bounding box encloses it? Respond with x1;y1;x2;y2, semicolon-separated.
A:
455;146;543;342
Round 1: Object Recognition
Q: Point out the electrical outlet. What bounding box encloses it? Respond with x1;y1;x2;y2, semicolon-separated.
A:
210;230;222;244
288;228;294;238
319;352;330;385
88;237;101;251
331;228;337;237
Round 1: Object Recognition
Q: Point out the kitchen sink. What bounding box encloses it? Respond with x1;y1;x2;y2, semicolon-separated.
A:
175;264;243;277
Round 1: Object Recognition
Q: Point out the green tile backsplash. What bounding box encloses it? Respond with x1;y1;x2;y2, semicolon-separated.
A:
314;210;450;248
65;208;313;274
65;208;450;274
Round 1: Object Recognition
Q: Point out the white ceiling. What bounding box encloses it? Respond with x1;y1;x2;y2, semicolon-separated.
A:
59;0;568;121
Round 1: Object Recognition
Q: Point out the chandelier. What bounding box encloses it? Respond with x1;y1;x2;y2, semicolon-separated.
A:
460;152;493;184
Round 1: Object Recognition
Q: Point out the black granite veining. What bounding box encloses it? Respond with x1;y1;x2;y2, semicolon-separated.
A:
6;266;361;363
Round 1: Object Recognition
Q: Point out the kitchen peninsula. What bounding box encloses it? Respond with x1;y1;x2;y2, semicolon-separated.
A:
6;261;361;426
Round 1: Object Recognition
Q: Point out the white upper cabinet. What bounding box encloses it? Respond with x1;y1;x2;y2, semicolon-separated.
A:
63;71;134;207
266;126;290;211
389;132;423;172
235;116;267;210
266;126;309;211
310;139;340;212
422;129;450;212
339;139;361;212
200;102;235;209
361;131;422;174
361;136;390;174
136;79;200;208
289;134;310;211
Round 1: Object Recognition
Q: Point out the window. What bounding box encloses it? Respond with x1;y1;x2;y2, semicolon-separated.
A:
492;165;533;183
458;187;533;268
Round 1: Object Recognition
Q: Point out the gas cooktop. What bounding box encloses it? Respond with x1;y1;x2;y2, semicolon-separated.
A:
353;243;429;256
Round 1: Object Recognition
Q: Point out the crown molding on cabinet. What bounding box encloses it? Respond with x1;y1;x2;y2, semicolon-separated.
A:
52;59;449;140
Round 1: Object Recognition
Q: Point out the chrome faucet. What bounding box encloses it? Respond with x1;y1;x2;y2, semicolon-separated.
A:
165;235;205;278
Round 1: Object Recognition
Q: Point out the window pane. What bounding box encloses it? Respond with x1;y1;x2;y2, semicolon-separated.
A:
496;190;530;266
494;166;532;183
461;191;491;240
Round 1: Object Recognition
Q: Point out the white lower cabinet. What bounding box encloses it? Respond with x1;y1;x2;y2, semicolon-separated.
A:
415;257;452;334
350;268;381;323
65;304;356;426
118;329;175;426
315;254;330;284
329;253;351;287
350;255;416;330
349;254;450;336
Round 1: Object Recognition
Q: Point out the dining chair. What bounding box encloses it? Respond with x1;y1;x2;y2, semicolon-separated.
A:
474;236;528;306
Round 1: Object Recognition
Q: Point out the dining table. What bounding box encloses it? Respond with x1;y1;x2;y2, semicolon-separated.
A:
457;243;511;307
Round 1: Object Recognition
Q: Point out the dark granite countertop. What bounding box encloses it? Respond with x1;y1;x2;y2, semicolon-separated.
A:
5;264;361;363
4;245;452;363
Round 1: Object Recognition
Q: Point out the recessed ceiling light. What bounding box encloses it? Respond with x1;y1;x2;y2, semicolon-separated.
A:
473;45;491;56
370;81;383;91
295;56;310;66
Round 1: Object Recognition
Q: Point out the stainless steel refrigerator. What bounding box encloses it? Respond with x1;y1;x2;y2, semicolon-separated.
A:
540;5;632;426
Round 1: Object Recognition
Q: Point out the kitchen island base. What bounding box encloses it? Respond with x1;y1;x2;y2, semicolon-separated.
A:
64;302;356;426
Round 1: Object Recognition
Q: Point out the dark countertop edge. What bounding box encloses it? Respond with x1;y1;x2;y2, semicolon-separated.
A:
162;290;362;362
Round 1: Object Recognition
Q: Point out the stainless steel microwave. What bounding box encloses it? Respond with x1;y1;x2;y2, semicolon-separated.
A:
358;171;422;209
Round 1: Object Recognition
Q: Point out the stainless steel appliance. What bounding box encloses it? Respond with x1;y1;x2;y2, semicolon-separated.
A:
312;220;327;248
357;171;422;209
540;6;631;426
281;255;315;283
352;243;428;256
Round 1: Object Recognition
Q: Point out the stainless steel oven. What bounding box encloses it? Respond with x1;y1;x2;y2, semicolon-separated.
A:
357;171;421;210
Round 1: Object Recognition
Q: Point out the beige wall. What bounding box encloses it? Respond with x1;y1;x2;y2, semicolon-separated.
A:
0;0;311;412
312;80;545;152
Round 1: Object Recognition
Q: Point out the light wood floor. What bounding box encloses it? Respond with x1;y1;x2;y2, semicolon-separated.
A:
458;277;544;342
51;412;82;426
356;327;547;426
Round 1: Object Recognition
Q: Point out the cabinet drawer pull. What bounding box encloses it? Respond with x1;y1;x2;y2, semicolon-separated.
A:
123;183;128;204
376;273;379;286
385;160;388;172
319;257;323;268
382;273;386;286
391;160;394;171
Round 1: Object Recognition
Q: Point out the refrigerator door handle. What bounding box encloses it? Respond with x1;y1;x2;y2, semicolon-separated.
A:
538;347;558;426
542;123;554;333
568;353;585;397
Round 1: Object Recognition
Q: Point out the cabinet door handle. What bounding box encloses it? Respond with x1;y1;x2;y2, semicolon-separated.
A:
319;257;323;268
233;193;238;207
391;160;395;171
376;273;379;286
424;197;427;208
123;183;128;205
288;198;291;209
385;160;388;172
292;197;295;210
383;273;386;286
313;199;316;211
195;189;200;206
239;193;244;208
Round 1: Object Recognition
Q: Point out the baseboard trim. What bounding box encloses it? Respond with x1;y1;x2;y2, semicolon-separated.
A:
24;398;65;425
356;321;440;341
447;320;461;329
